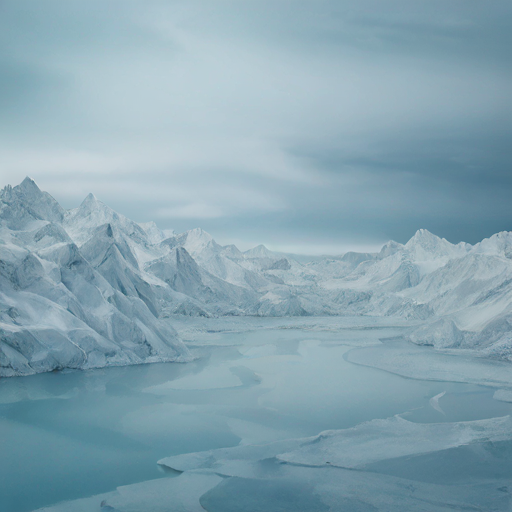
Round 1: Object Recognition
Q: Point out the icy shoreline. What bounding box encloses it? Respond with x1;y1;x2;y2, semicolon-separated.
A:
344;339;512;389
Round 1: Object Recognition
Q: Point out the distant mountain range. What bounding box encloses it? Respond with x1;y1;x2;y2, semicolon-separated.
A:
1;177;511;376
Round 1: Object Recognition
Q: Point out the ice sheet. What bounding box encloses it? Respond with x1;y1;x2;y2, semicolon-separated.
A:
103;473;223;512
159;417;512;512
159;414;512;476
277;415;512;468
494;389;512;403
158;438;304;472
198;466;511;512
345;341;512;387
38;453;512;512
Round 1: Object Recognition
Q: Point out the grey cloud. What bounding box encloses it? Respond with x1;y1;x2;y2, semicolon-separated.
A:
286;121;512;244
0;0;510;253
173;0;512;66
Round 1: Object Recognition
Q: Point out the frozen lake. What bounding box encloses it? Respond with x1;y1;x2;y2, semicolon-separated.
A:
0;317;511;512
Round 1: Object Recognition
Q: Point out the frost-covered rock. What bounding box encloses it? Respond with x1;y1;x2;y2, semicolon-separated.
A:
138;221;174;244
409;319;465;349
0;177;64;229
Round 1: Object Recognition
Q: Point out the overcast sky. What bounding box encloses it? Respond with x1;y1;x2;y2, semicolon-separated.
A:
1;0;511;253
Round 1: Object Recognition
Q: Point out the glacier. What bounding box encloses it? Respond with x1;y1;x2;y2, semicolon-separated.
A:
2;177;512;376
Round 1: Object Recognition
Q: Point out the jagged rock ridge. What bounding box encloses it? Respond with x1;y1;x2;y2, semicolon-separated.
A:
1;177;512;376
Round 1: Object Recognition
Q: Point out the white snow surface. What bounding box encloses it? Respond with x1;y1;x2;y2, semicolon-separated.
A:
159;414;512;473
2;177;512;375
494;389;512;403
277;414;512;468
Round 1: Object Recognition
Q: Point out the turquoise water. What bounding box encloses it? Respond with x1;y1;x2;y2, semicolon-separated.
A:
0;320;510;511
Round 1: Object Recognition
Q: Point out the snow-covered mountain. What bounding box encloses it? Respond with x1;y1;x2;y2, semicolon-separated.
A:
1;177;511;376
0;179;190;376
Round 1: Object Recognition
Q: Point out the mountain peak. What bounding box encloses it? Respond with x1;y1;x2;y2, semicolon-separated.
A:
472;231;512;258
4;177;65;224
379;240;404;258
403;228;467;263
406;229;443;248
244;244;278;259
412;228;436;239
188;227;213;239
21;176;38;187
76;193;115;217
80;193;99;208
185;228;215;245
180;228;216;256
19;176;42;196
